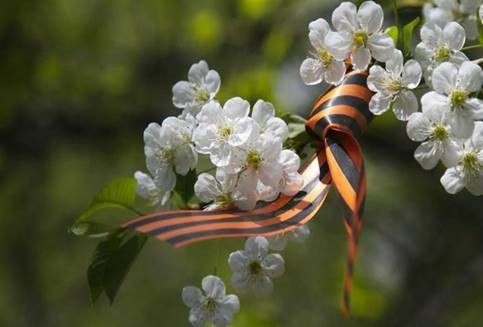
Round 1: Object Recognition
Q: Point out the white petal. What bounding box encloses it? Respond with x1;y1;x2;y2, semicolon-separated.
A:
188;60;209;85
194;173;219;203
385;49;403;76
471;121;483;148
421;91;451;122
368;33;395;62
299;58;324;85
369;92;392;115
443;22;465;50
282;172;304;196
230;271;249;293
264;118;289;142
172;81;195;108
205;70;221;98
351;46;371;70
449;111;475;138
261;254;285;278
357;1;383;34
223;97;250;121
252;100;274;127
290;225;311;242
332;2;358;33
367;65;390;93
228;251;249;272
267;234;289;251
462;15;477;40
174;145;197;175
464;97;483;120
441;139;461;167
415;141;443;170
196;101;223;124
193;124;218;154
279;149;300;172
420;23;442;48
440;166;465;194
230;117;257;147
215;295;240;326
325;31;353;61
202;275;226;300
393;90;418;121
466;173;483;195
308;18;330;49
402;60;422;89
251;275;273;297
154;165;176;192
134;171;158;199
244;236;269;258
457;61;482;93
432;62;457;95
182;286;202;308
324;60;346;85
406;112;432;141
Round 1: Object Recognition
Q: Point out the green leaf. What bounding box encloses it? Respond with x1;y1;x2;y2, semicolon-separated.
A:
402;17;420;56
174;169;197;208
70;221;111;238
385;25;399;46
72;178;139;232
87;228;147;304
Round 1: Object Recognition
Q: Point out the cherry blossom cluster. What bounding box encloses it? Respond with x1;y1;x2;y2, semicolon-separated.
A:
301;0;483;196
135;60;303;212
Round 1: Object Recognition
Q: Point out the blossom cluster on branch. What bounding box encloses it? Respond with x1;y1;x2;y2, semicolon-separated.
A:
127;1;482;325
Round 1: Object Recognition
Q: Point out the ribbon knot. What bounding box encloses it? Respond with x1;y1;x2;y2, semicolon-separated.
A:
123;70;374;316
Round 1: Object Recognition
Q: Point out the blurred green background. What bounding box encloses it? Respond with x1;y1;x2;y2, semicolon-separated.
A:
1;0;482;326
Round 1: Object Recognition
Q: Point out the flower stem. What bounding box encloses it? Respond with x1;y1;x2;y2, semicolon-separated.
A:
462;44;483;51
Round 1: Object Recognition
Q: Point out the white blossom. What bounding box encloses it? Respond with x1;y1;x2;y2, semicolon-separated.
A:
182;275;240;327
367;50;422;120
228;237;285;297
267;225;311;251
441;122;483;195
193;98;257;168
252;100;289;142
325;1;395;70
430;61;483;138
406;93;460;169
423;0;482;40
414;22;468;84
194;169;255;211
300;18;346;85
134;171;170;208
144;116;197;194
173;60;221;117
226;133;283;210
256;149;304;202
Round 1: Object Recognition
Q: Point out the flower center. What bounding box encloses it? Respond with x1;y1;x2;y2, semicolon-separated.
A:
353;31;368;47
461;152;481;175
215;192;233;207
387;78;403;93
248;261;262;275
316;48;332;66
450;90;467;108
431;124;448;140
203;297;217;313
435;46;450;61
195;88;209;102
246;150;262;170
217;125;232;140
157;148;174;162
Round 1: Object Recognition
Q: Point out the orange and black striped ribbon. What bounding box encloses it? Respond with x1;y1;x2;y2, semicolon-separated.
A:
123;70;373;316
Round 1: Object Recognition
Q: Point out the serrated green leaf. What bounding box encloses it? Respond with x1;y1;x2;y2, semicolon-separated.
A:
385;25;399;46
87;228;147;305
402;17;420;56
73;178;139;230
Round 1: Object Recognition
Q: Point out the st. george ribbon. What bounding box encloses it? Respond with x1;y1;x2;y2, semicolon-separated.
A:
123;69;373;316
